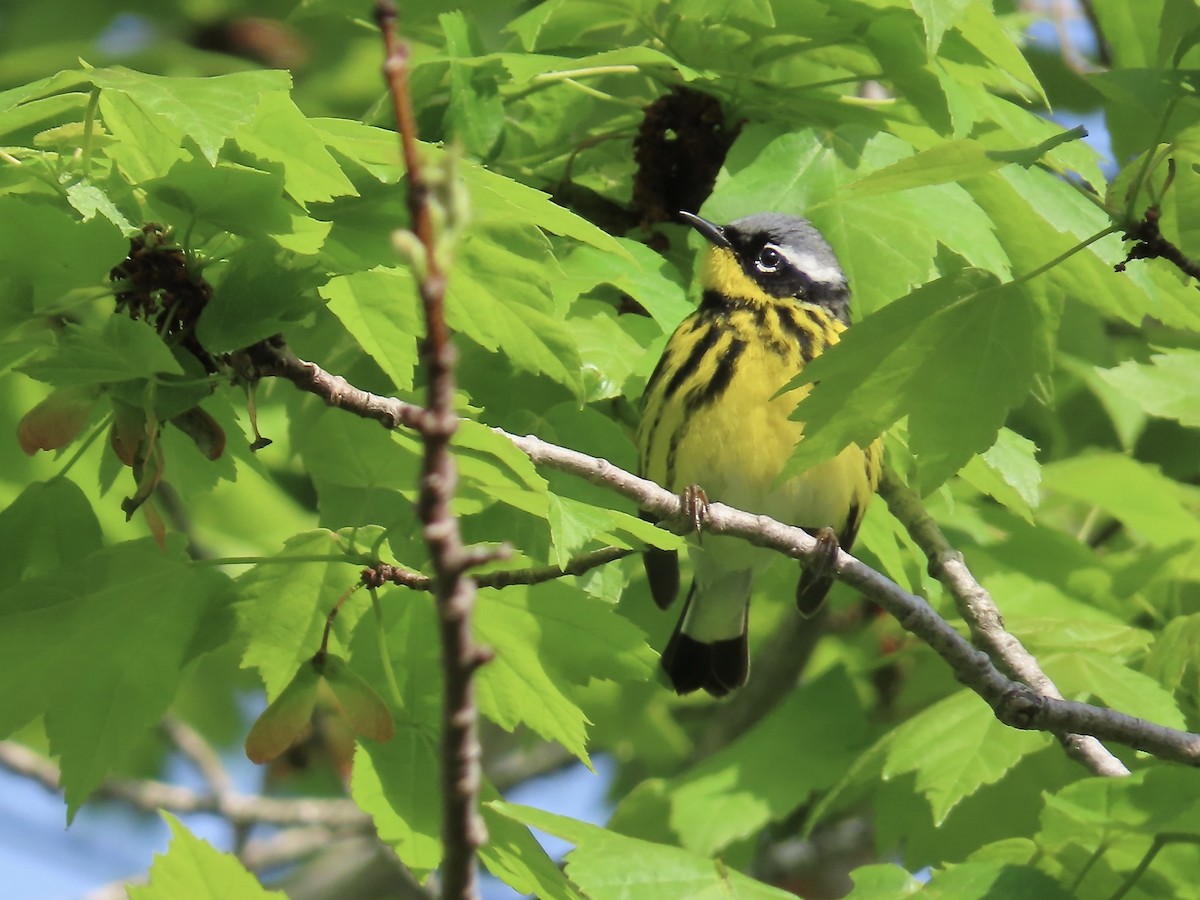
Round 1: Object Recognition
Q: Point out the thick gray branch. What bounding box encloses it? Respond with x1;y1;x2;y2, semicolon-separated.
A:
500;434;1200;765
253;338;1200;767
878;468;1130;777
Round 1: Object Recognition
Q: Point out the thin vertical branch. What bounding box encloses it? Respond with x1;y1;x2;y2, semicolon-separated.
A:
376;3;496;896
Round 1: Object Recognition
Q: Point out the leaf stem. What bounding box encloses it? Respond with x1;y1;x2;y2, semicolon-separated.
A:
1010;225;1121;287
504;65;645;104
1076;505;1101;544
531;64;640;83
191;554;363;567
1068;838;1110;893
81;87;100;177
1123;96;1180;221
317;583;362;662
1110;833;1200;900
371;586;404;709
55;412;112;480
556;77;644;107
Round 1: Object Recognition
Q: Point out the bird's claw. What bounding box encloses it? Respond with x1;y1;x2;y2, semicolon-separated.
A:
681;484;709;540
810;526;840;577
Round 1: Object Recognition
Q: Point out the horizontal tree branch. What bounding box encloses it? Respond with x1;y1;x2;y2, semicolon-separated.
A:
244;336;426;431
240;825;349;871
252;342;1200;767
878;468;1130;777
364;546;633;593
0;740;372;830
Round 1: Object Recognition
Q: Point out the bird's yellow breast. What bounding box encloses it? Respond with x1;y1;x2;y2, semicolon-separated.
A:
638;296;878;539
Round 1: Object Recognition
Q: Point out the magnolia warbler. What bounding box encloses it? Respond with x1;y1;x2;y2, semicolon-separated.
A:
637;211;882;697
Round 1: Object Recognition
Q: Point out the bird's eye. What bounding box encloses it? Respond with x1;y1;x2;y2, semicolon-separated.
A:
756;246;782;273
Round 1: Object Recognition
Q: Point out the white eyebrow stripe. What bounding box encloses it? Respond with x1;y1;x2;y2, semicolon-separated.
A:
772;244;845;285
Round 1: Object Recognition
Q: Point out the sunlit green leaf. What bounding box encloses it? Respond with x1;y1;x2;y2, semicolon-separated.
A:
22;316;183;387
911;0;972;54
1145;613;1200;703
441;12;506;158
88;67;290;164
491;802;795;899
129;813;283;900
1043;453;1200;548
0;196;127;312
1096;350;1200;428
196;246;324;352
959;428;1041;521
235;91;357;205
844;863;923;899
476;581;655;761
783;269;1054;492
666;667;869;854
884;690;1050;825
349;594;443;878
143;157;293;239
235;530;372;698
955;2;1047;103
5;8;1200;891
922;861;1070;899
554;240;692;331
714;125;1011;316
0;479;102;589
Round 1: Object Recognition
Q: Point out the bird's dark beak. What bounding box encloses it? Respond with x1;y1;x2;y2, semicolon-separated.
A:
679;211;732;250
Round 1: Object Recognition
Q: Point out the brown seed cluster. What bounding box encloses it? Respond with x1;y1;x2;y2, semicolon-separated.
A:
633;87;740;228
110;223;218;373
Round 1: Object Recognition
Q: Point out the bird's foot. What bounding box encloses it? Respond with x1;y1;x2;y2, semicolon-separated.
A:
809;525;840;576
681;484;709;541
796;526;841;617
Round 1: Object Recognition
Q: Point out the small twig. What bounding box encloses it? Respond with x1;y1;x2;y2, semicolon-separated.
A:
1076;0;1113;68
241;336;425;431
878;467;1130;777
318;583;363;662
1115;205;1200;282
364;546;633;593
161;714;234;797
1109;833;1200;900
1048;0;1100;73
